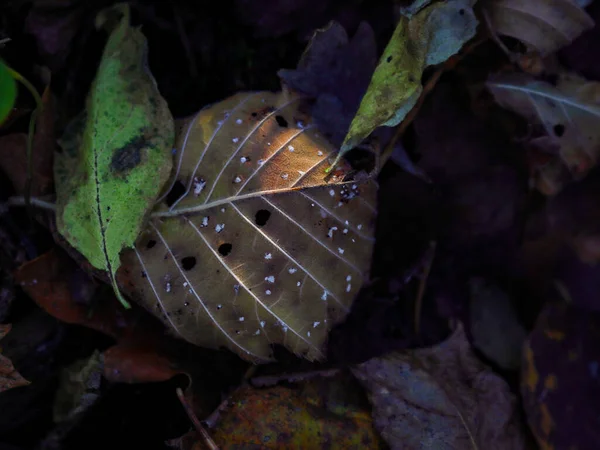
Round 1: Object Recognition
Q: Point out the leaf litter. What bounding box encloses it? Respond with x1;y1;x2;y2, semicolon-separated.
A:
2;0;600;448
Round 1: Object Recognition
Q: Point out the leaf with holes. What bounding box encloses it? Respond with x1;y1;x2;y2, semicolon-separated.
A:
487;72;600;194
119;91;377;362
484;0;593;55
54;4;174;308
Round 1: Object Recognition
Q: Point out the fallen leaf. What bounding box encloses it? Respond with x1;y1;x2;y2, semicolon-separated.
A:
54;4;174;308
53;350;103;423
0;324;30;393
120;90;377;363
206;372;383;449
522;303;600;450
278;21;378;147
469;278;528;370
14;249;181;385
485;0;594;55
352;323;528;450
341;0;478;153
0;84;56;196
0;59;16;125
487;72;600;194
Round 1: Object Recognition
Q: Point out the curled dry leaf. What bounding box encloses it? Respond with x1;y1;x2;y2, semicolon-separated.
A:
485;0;594;55
487;72;600;195
120;91;377;363
352;323;528;450
0;324;30;393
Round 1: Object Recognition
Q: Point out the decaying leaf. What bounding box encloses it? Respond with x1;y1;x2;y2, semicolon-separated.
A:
469;278;528;370
352;323;528;450
206;372;384;449
120;91;377;362
340;0;478;154
485;0;594;55
0;324;30;393
54;4;174;308
487;72;600;194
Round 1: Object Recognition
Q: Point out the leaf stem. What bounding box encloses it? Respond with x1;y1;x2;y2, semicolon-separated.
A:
6;66;44;213
6;195;56;211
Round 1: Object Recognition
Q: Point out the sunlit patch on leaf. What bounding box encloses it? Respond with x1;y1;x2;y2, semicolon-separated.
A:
120;91;377;362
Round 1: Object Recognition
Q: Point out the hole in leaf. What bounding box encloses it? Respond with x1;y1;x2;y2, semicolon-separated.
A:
255;209;271;227
181;256;197;271
218;243;233;256
166;179;186;207
275;115;288;127
459;8;465;15
386;55;393;63
146;239;157;249
553;124;565;137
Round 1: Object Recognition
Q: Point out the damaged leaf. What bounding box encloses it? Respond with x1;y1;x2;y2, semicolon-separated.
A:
352;324;528;450
120;91;377;362
341;0;478;153
485;0;594;55
487;72;600;194
54;4;174;308
0;324;30;393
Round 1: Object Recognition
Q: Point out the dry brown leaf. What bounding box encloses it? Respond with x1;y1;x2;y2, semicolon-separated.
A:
486;0;594;55
0;324;30;393
120;91;377;363
352;324;528;450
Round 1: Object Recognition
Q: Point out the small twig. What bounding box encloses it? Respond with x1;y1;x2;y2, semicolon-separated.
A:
6;67;44;215
6;195;56;212
176;387;220;450
414;241;437;337
0;37;11;46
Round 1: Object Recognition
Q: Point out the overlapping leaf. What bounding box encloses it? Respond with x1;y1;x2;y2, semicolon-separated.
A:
120;91;377;362
352;324;528;450
487;72;600;194
340;0;478;154
54;4;174;308
485;0;594;55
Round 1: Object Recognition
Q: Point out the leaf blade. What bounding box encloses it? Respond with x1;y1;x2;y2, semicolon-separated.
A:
55;4;174;307
122;92;377;362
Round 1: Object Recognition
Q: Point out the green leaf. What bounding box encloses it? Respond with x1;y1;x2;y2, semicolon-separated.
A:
340;0;478;153
0;59;17;125
54;3;174;308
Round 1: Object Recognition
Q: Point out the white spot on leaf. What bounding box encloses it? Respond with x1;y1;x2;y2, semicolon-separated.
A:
265;275;275;283
264;252;272;260
215;223;225;233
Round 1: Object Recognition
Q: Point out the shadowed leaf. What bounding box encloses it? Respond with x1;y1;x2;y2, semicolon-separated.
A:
0;325;30;393
120;91;377;362
352;324;528;450
485;0;594;55
487;72;600;194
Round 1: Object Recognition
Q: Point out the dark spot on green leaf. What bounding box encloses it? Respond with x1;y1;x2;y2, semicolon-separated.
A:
111;136;145;173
